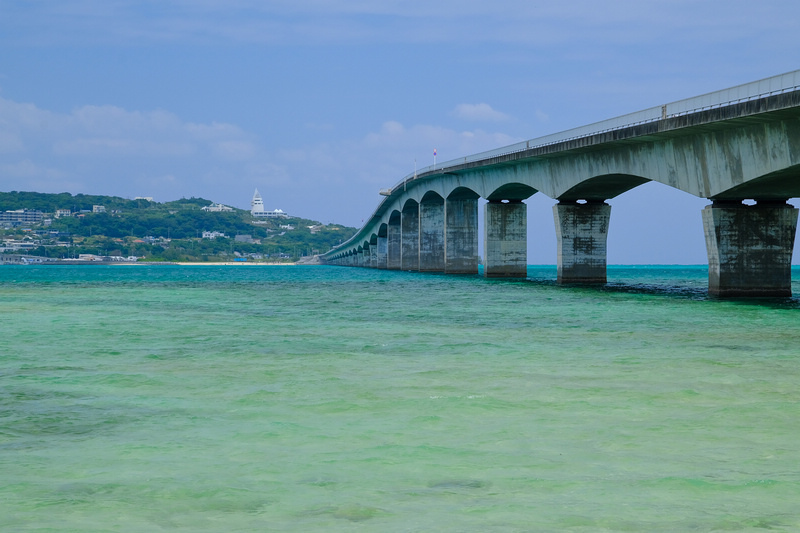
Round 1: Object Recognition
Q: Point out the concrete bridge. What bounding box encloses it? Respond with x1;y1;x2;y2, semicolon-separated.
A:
322;71;800;297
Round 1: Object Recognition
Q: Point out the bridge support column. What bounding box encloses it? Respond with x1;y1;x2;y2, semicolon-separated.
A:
376;236;388;269
401;204;420;271
702;200;798;297
387;220;401;270
445;197;479;274
369;245;377;268
484;200;527;278
553;201;611;284
420;198;445;271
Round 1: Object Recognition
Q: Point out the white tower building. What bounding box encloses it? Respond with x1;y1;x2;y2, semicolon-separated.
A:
251;189;265;216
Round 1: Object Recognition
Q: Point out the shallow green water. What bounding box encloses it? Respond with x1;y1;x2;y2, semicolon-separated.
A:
1;265;799;532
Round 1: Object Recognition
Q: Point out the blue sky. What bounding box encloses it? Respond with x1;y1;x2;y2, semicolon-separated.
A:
1;0;799;263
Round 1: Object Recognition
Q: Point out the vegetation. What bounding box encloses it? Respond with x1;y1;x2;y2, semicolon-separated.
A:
0;191;356;262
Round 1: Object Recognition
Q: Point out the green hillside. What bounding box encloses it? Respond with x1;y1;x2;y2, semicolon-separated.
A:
0;191;356;262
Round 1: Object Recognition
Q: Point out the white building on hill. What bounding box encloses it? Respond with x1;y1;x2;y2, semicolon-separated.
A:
202;202;234;212
251;189;288;218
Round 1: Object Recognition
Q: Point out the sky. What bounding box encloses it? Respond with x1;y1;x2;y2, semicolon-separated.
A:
1;0;800;264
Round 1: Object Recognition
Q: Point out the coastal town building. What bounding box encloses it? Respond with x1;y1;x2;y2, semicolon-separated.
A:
201;203;234;212
77;254;139;262
0;209;44;226
202;231;226;239
55;209;71;218
1;238;38;252
92;205;106;213
250;189;288;218
235;234;259;244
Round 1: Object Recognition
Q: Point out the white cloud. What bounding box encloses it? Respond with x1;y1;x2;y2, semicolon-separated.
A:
0;130;24;153
0;96;254;160
0;158;82;194
212;140;257;161
0;96;282;206
357;120;517;170
268;119;519;221
452;103;510;122
53;138;196;157
1;159;65;180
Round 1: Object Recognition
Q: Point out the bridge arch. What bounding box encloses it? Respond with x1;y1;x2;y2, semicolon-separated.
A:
486;182;537;202
421;190;444;203
712;164;800;201
557;173;651;202
447;186;480;201
401;198;419;211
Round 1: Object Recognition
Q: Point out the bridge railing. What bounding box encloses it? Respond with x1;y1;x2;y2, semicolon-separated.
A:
390;69;800;191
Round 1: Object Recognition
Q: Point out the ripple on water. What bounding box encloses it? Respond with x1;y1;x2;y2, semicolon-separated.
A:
1;265;800;531
300;504;389;522
427;478;492;490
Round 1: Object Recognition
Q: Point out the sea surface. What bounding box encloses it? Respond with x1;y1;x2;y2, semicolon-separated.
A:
1;265;800;532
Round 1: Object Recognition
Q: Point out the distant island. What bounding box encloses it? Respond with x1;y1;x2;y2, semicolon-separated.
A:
0;191;357;263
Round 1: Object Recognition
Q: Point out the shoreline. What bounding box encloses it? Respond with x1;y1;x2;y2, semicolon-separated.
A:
172;261;299;266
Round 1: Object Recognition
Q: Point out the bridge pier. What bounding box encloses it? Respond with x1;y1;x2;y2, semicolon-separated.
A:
401;203;420;271
376;236;388;269
702;200;798;297
387;218;401;270
553;201;611;284
483;200;527;278
369;244;377;268
445;197;479;274
419;197;445;271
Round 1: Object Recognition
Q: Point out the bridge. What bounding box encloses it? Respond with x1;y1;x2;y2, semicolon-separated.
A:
321;71;800;297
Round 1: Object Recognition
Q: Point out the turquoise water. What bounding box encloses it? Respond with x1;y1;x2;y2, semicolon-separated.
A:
2;265;800;532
